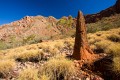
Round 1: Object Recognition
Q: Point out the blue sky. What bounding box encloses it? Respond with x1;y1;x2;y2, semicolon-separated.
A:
0;0;116;25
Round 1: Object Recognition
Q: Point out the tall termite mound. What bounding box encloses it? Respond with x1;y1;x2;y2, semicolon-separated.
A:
72;11;96;62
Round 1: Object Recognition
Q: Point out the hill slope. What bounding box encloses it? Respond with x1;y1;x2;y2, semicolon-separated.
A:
0;16;75;49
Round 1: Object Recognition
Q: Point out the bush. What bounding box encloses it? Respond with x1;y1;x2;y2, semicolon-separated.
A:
57;16;74;28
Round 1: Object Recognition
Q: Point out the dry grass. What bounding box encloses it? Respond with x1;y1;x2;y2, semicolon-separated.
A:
94;40;112;53
64;39;74;49
16;50;44;62
112;57;120;74
87;28;120;75
39;55;76;80
40;74;50;80
105;43;120;56
54;41;64;49
17;67;39;80
0;59;16;77
107;34;120;42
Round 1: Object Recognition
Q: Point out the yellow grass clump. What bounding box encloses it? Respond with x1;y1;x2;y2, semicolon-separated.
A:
94;40;112;53
39;55;76;80
107;34;120;42
16;50;44;62
0;59;16;77
40;74;50;80
105;43;120;56
54;41;64;49
112;57;120;74
17;67;39;80
64;40;74;49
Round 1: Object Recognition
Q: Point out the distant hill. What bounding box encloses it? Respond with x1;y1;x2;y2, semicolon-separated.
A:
0;15;75;49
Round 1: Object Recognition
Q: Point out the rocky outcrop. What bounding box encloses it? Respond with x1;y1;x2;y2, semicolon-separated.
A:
85;0;120;23
72;11;95;61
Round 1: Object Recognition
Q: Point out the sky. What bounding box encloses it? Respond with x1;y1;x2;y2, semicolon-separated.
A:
0;0;116;25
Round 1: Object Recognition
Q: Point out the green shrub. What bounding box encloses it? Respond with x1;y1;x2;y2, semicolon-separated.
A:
57;16;73;27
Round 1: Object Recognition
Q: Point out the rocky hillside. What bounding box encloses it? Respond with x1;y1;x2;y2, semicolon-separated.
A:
0;16;60;41
0;15;75;49
85;0;120;23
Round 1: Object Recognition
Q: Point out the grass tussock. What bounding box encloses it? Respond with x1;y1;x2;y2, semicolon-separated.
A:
94;40;112;53
16;50;44;62
64;40;74;49
112;57;120;74
40;74;50;80
0;59;16;78
17;67;39;80
105;43;120;56
107;34;120;42
39;55;76;80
